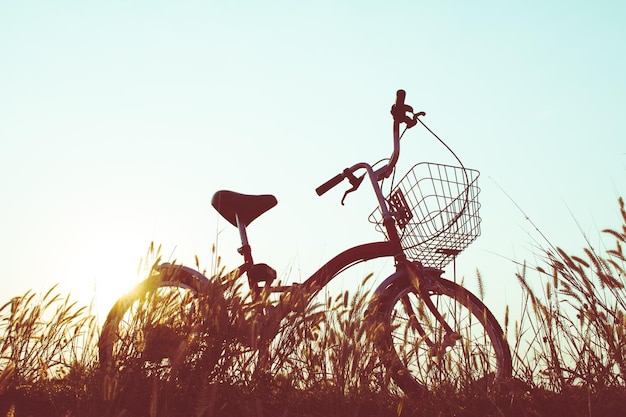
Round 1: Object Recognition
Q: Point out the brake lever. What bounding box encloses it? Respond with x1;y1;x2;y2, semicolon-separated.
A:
405;111;426;129
410;111;426;127
341;170;365;205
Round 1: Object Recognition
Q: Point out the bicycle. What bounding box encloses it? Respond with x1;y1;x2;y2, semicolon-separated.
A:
99;90;512;409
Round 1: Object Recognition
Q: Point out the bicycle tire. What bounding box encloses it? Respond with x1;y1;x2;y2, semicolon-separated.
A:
99;268;228;415
374;273;512;396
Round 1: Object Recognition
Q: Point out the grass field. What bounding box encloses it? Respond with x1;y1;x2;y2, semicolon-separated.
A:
2;198;626;417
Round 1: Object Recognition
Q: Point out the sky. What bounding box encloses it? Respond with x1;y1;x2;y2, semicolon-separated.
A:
1;1;625;324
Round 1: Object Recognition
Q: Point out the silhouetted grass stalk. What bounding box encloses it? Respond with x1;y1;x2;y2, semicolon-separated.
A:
512;197;626;396
0;285;97;385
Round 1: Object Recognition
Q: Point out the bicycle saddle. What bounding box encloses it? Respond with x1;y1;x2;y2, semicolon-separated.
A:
211;190;278;227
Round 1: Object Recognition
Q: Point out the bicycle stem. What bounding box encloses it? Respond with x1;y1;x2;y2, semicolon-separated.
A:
382;114;402;180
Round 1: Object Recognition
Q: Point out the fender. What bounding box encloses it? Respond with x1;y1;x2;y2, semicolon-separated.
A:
371;263;445;298
103;263;211;325
155;262;212;290
372;270;407;298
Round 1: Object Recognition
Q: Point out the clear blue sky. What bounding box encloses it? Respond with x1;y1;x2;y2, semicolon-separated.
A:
2;1;625;322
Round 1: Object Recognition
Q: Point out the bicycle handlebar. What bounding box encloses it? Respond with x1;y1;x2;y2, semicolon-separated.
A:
316;89;424;199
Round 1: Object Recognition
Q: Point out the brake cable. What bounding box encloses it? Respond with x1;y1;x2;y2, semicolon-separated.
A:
414;114;473;237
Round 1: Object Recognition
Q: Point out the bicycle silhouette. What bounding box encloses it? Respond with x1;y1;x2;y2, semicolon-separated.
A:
99;90;512;409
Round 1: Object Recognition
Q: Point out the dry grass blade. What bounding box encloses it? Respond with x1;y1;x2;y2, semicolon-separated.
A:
475;268;485;300
0;286;98;385
511;197;626;401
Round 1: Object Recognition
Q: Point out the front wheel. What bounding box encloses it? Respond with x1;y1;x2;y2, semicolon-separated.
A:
374;274;512;396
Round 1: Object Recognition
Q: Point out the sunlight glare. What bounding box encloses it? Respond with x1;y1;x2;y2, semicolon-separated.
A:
50;219;156;326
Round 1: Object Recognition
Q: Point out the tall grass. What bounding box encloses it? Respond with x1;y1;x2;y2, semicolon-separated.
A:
0;285;99;416
4;198;626;416
506;197;626;415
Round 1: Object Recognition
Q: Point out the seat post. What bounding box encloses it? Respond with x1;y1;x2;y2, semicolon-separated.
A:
235;213;254;264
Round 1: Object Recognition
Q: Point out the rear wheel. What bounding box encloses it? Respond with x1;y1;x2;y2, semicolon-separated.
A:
99;267;228;415
375;273;512;396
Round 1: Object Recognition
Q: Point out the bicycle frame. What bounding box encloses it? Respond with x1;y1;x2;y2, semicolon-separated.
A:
233;162;409;297
234;240;403;297
154;229;460;346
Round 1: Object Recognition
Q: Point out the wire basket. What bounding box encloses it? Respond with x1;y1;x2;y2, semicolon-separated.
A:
369;162;481;268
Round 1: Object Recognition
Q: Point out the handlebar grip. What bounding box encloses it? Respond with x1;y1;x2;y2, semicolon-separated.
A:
395;89;406;107
316;173;345;196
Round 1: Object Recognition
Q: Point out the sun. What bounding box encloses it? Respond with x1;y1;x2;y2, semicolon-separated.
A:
52;222;157;326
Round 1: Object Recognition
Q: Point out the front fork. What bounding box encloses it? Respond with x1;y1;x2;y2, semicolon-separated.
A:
401;263;461;356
